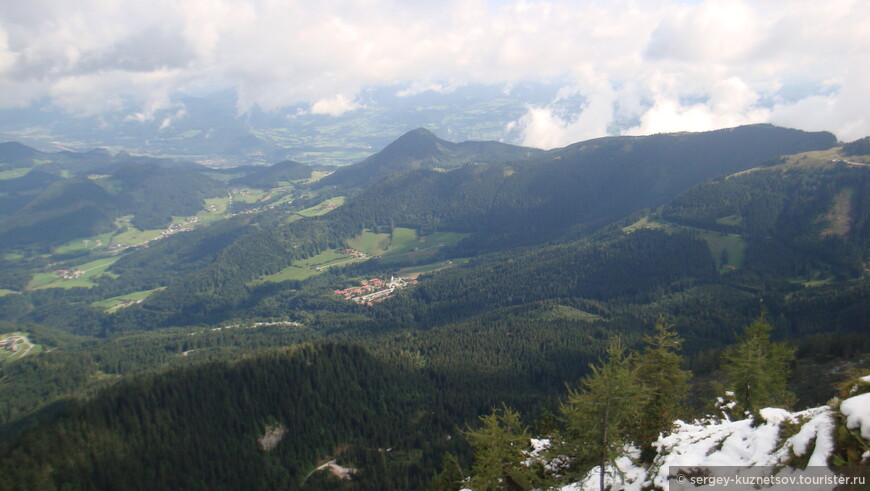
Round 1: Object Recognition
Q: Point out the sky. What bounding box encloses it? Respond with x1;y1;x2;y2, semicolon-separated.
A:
0;0;868;149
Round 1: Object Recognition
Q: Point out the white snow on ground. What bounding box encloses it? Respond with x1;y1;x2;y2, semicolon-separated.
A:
644;406;835;490
462;376;870;490
549;402;843;490
560;450;647;491
840;393;870;440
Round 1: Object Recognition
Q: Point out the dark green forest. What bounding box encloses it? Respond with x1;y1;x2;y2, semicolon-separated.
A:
0;125;868;489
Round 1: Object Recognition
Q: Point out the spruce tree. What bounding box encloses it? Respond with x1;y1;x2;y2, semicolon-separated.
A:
465;405;540;490
721;314;795;418
431;452;465;491
632;316;691;462
559;337;646;491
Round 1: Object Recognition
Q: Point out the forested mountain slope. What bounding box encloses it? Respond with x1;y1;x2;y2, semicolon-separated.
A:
0;127;868;490
0;344;458;490
125;125;837;320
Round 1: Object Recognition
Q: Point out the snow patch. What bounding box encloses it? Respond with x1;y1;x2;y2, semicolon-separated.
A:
315;460;358;480
840;393;870;440
257;423;286;451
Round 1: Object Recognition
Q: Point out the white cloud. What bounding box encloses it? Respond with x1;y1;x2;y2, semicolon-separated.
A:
0;0;867;139
625;76;770;136
309;94;361;117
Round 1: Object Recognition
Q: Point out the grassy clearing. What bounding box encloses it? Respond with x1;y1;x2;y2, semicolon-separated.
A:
249;265;318;285
266;188;298;206
111;228;164;246
205;197;230;213
379;228;469;263
716;214;743;227
296;249;352;268
624;216;745;272
54;232;115;254
28;256;121;290
0;168;31;180
398;257;471;277
306;171;333;183
530;304;603;323
622;216;668;233
231;188;268;204
249;248;360;285
92;287;166;313
297;196;346;217
347;230;391;256
0;289;20;297
53;213;181;255
250;227;469;285
696;230;746;271
384;227;418;255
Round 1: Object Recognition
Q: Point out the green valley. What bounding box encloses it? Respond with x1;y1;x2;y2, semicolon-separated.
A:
0;126;868;490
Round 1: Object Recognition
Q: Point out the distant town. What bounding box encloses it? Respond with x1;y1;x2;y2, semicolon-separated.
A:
334;276;417;306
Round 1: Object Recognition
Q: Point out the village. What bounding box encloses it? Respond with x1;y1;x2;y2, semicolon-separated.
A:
333;276;417;306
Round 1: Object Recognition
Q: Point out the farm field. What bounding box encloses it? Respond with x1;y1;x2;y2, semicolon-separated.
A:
346;230;391;256
54;232;116;255
111;227;164;247
378;228;469;262
28;256;121;290
249;249;359;285
249;227;469;285
195;197;233;223
91;287;167;313
230;188;268;204
296;197;346;217
248;265;317;285
397;257;471;277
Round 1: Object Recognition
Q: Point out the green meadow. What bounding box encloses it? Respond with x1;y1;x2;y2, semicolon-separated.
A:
624;216;746;272
296;197;346;217
92;287;167;313
28;256;121;290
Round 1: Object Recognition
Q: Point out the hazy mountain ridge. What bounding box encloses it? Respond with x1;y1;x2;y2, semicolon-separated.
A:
0;145;313;251
319;127;543;190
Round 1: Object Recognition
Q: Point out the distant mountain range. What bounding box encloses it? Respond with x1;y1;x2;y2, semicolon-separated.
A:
0;83;567;166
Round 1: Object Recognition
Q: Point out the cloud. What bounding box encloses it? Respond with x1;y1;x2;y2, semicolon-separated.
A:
309;94;361;117
0;0;868;141
624;76;770;136
513;76;619;149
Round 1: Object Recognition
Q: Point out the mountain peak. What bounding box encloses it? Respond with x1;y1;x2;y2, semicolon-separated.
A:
0;141;40;162
384;127;448;155
402;127;437;139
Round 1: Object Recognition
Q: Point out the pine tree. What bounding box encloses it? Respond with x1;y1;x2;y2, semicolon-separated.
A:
559;337;646;491
632;316;691;462
721;314;795;418
465;405;539;490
